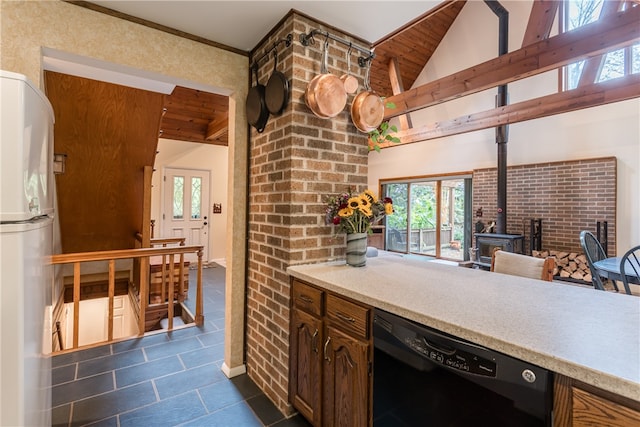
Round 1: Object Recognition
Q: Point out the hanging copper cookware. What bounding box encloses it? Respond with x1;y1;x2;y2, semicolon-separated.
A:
340;46;358;94
350;61;384;133
305;40;347;118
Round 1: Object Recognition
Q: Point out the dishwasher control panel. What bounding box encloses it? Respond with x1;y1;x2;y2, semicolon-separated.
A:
403;335;497;377
374;310;497;377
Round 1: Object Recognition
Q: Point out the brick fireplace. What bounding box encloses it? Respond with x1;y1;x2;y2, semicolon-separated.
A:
472;157;617;257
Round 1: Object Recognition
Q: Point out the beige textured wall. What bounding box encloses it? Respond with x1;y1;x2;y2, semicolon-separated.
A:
1;0;249;377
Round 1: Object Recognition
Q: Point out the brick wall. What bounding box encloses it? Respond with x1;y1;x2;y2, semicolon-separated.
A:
245;12;370;414
472;157;617;255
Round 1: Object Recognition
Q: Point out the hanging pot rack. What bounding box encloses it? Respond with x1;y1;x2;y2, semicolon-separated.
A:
251;33;293;70
299;29;375;67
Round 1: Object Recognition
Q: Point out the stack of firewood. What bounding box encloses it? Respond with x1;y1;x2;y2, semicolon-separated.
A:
532;250;592;283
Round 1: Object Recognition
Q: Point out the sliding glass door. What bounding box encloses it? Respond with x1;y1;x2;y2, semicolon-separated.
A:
382;176;470;261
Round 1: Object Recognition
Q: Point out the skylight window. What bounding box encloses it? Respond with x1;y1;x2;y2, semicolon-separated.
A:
562;0;639;90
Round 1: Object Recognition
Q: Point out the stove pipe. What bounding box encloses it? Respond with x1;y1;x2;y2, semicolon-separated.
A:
484;0;509;234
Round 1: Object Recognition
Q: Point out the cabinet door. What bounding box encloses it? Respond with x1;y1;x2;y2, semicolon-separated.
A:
572;387;640;426
290;308;323;426
322;325;371;427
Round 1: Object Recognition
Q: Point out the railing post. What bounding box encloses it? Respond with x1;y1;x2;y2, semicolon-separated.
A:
167;254;175;330
195;249;204;326
138;256;149;336
161;254;167;304
178;253;185;303
108;259;115;341
73;262;80;348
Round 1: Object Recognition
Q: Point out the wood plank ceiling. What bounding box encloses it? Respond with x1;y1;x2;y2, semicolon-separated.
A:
159;86;229;145
369;1;466;98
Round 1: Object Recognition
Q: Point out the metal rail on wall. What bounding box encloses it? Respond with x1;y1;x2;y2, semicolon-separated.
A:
299;29;375;67
251;34;293;70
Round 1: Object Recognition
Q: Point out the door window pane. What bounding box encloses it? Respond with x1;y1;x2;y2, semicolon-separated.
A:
410;182;437;256
173;176;184;219
191;177;202;219
384;183;408;252
440;179;465;261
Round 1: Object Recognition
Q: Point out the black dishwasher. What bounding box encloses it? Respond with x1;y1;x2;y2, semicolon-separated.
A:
373;309;552;426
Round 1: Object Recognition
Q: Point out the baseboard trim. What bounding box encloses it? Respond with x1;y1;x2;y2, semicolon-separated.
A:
221;362;246;378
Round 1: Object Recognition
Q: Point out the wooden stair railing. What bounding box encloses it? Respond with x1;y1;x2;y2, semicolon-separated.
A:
50;245;204;351
136;234;189;313
135;233;186;248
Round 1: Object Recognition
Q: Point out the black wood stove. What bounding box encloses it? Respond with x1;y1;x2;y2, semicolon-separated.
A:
474;233;524;266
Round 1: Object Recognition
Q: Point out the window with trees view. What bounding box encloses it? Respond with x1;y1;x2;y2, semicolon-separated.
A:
382;177;471;261
563;0;639;90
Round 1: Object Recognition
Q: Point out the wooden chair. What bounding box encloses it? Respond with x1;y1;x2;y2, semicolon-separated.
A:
490;249;555;282
619;245;640;295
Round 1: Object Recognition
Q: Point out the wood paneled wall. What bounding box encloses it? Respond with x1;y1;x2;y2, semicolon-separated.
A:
45;72;164;253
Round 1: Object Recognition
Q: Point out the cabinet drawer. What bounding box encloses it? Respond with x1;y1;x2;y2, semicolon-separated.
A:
292;280;323;317
326;294;370;340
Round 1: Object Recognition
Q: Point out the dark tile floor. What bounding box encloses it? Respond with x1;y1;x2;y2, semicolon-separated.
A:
51;264;311;427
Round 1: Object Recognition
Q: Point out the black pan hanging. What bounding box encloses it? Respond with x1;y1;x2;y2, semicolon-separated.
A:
265;49;289;115
245;63;269;133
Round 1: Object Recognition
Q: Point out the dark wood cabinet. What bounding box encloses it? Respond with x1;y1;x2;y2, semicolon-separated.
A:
289;279;373;427
322;325;370;427
290;308;323;425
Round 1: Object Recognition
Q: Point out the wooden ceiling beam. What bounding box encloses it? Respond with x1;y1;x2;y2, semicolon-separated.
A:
521;0;560;46
376;73;639;148
206;112;228;141
387;57;412;130
383;6;640;120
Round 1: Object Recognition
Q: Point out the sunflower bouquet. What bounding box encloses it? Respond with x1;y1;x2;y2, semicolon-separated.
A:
325;188;393;234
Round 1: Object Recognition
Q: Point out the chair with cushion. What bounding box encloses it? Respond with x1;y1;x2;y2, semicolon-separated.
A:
580;230;617;291
619;245;640;295
490;249;555;281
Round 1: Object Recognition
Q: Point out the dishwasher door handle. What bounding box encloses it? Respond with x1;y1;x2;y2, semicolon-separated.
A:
422;337;456;356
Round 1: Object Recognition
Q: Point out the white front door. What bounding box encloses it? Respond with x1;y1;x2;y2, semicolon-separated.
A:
162;168;210;262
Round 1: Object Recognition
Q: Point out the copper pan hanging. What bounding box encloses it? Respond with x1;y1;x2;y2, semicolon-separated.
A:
340;45;359;94
305;39;347;118
350;60;384;133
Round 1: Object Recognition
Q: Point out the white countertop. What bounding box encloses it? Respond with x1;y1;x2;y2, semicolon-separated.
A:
287;253;640;402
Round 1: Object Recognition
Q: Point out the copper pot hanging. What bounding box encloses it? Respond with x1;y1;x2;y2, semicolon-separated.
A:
305;39;347;118
340;46;358;94
350;61;384;133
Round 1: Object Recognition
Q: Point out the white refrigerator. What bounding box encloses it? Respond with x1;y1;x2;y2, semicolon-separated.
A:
0;70;54;426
